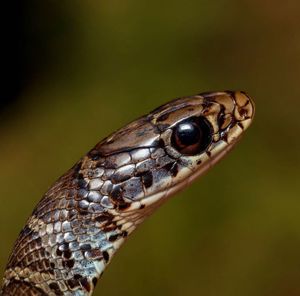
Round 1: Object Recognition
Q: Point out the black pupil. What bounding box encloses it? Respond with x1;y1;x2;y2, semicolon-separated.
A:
171;117;212;155
176;122;201;146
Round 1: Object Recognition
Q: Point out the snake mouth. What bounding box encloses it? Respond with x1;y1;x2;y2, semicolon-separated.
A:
119;130;244;215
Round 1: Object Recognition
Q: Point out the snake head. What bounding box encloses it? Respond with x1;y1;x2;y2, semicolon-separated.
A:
85;91;255;216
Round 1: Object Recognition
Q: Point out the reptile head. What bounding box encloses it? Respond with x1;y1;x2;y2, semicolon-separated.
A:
86;91;255;213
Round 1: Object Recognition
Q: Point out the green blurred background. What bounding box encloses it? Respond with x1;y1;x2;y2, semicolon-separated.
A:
1;1;299;295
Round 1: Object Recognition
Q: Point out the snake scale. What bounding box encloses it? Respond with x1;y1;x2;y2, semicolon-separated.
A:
1;91;254;295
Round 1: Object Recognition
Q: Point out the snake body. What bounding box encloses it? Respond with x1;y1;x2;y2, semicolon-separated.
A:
1;91;254;295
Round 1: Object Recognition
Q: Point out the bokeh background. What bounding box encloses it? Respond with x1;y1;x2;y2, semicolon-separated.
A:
1;1;299;295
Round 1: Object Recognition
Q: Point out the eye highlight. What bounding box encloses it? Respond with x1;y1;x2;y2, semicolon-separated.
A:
171;117;212;155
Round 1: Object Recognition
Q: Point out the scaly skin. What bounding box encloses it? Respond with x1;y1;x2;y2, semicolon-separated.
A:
1;91;254;295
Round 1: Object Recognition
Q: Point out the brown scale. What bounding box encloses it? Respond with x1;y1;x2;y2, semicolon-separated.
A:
1;279;47;296
1;91;254;295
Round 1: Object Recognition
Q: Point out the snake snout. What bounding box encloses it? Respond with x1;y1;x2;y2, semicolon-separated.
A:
233;91;255;130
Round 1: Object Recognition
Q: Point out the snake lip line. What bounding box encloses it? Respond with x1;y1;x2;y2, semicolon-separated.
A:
118;128;246;213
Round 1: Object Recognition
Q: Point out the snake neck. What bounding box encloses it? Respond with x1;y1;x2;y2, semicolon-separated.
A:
1;145;172;295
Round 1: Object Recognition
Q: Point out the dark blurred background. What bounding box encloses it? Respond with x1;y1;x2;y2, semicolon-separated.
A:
1;1;300;295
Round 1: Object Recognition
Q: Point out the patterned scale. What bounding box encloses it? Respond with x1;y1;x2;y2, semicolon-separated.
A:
1;91;254;295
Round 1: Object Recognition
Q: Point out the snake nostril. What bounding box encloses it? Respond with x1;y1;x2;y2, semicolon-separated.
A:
234;91;255;120
238;106;248;118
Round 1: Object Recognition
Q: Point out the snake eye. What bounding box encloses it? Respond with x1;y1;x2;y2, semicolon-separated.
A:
171;117;212;155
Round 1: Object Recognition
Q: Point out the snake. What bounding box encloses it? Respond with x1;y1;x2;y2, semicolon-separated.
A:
1;91;254;295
